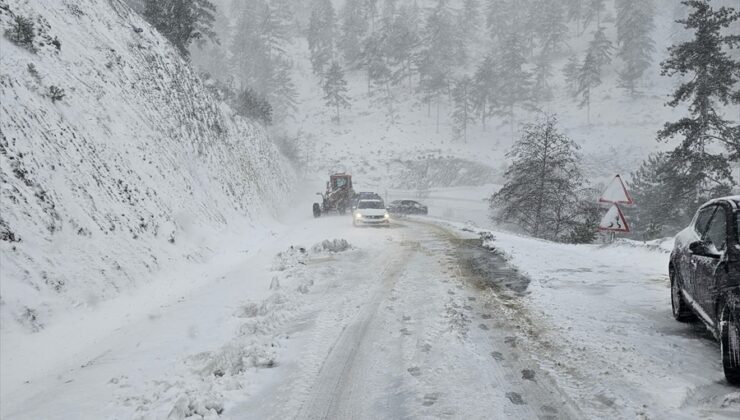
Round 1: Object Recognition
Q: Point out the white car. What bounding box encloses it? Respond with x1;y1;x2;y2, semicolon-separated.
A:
352;199;390;226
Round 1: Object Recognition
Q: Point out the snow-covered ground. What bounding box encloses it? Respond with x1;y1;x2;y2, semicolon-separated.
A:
3;1;739;419
3;187;739;419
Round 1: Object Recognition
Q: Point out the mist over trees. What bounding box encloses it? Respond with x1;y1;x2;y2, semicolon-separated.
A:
135;0;738;241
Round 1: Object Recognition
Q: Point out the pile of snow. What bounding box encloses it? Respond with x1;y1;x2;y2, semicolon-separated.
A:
0;0;290;331
271;245;308;271
311;238;351;253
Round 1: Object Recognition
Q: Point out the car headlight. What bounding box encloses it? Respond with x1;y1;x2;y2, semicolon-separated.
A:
384;212;390;218
355;213;362;219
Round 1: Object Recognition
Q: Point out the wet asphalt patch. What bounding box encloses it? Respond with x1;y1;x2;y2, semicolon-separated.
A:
454;238;531;295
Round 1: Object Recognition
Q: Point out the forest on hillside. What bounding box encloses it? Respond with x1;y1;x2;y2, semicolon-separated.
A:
128;0;739;241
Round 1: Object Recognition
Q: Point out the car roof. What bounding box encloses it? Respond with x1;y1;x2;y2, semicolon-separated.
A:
358;199;382;203
702;195;740;210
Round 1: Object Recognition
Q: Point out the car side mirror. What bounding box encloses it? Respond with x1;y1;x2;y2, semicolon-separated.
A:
689;241;719;258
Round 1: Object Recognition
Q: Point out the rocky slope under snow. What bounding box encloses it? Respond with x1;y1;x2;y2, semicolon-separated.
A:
0;0;290;332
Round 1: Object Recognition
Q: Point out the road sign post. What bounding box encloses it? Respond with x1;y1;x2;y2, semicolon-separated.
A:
597;175;634;242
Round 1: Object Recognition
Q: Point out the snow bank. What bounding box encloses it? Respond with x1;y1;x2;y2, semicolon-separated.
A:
0;0;290;331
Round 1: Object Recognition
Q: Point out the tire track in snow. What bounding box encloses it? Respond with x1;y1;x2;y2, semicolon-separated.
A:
299;244;414;420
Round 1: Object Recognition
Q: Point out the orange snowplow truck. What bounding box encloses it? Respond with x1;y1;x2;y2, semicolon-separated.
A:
313;173;355;217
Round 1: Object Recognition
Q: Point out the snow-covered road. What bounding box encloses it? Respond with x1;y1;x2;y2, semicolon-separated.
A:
2;211;739;419
240;220;579;420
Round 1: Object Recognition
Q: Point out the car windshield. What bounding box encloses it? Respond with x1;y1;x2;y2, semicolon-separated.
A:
358;200;384;209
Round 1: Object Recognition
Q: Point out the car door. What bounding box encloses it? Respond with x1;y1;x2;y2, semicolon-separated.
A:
683;206;717;304
695;204;728;324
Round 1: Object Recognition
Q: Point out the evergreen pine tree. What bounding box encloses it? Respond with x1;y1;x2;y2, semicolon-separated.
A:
269;61;299;119
659;0;740;161
616;0;656;96
143;0;217;58
230;1;297;122
571;26;612;124
533;0;568;53
490;114;585;241
231;3;265;89
588;26;614;69
563;54;580;96
493;32;532;134
418;0;461;132
451;76;476;142
565;0;584;33
533;53;554;103
460;0;483;50
270;0;296;39
575;50;601;124
235;88;273;125
386;4;421;87
628;151;732;238
322;61;351;123
583;0;606;28
339;0;368;65
486;0;530;44
472;54;497;129
308;0;336;76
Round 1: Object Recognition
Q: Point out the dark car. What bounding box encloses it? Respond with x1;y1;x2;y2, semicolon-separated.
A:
388;200;428;215
670;195;740;384
352;192;383;209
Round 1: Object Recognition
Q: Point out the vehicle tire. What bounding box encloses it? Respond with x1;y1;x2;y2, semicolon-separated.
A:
720;303;740;385
671;267;695;322
313;203;321;218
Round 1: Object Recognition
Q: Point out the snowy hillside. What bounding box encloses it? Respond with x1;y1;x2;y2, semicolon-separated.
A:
0;0;290;332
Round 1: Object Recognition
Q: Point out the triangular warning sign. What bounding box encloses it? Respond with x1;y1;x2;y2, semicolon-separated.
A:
598;175;634;205
598;204;630;233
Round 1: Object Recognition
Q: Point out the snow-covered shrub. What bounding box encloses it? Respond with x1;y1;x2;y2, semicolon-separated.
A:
311;238;351;253
4;15;36;52
235;88;272;125
47;85;64;102
26;62;40;80
271;246;307;271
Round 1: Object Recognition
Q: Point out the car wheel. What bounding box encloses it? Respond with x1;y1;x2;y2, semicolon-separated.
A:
671;267;695;322
312;203;321;218
720;303;740;385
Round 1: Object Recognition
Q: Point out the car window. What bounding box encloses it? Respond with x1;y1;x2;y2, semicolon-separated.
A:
358;200;383;209
694;206;716;236
704;207;727;251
